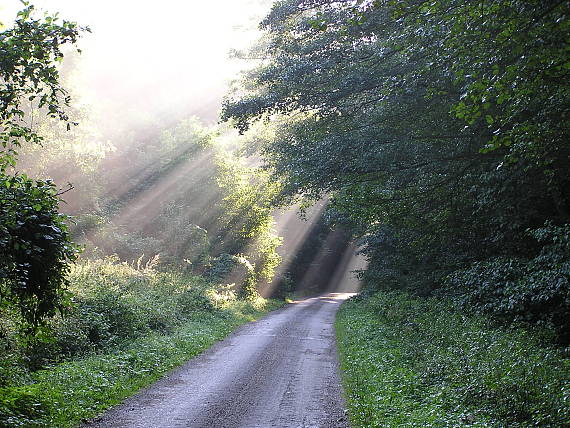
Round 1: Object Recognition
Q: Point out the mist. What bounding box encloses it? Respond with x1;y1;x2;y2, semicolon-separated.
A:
1;0;364;297
1;0;270;128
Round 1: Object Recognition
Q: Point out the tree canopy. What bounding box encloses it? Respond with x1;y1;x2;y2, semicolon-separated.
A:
223;0;570;339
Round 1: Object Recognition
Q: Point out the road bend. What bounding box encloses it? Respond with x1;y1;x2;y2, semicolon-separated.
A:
85;293;353;428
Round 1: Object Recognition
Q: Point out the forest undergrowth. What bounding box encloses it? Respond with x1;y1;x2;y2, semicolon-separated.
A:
336;292;569;428
0;258;283;427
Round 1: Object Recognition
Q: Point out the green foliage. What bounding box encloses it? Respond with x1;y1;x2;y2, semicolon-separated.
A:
44;258;219;362
212;144;283;285
444;223;570;340
2;0;285;301
253;230;282;282
222;0;570;330
0;3;86;333
0;173;78;329
206;253;258;300
336;292;570;427
0;3;88;170
0;384;46;428
67;119;283;297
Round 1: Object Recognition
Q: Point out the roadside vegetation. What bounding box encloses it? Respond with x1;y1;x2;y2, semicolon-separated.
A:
0;6;285;426
336;292;569;428
0;257;282;427
223;0;570;342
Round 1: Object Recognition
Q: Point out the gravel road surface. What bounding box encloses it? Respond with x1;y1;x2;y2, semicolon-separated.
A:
85;293;353;428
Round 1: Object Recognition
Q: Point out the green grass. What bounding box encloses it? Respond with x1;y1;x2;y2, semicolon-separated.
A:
0;258;283;427
335;292;569;428
1;301;281;428
42;302;279;427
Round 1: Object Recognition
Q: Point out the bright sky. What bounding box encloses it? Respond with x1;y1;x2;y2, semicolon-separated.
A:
0;0;271;124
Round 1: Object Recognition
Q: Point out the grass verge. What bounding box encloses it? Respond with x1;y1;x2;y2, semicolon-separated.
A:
0;258;283;427
335;292;569;427
2;301;281;428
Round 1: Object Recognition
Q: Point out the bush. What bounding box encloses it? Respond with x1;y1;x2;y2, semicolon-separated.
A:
0;173;78;329
176;288;217;314
51;259;224;357
444;223;570;342
206;253;258;300
0;384;48;428
0;258;229;372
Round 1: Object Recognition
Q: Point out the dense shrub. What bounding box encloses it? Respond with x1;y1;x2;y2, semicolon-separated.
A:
444;223;570;342
0;384;47;428
0;262;282;427
0;258;227;371
0;174;78;329
206;253;258;300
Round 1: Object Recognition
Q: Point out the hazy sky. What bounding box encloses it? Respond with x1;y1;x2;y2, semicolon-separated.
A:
1;0;271;124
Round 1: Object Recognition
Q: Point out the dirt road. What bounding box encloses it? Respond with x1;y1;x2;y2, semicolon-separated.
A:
85;293;353;428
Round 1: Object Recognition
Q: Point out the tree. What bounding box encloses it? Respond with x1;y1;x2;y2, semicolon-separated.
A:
223;0;570;335
0;3;86;329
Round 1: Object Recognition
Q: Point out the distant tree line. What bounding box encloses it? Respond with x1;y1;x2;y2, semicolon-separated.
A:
222;0;570;340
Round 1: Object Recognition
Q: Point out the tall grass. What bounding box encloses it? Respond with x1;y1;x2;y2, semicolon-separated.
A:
336;292;569;427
